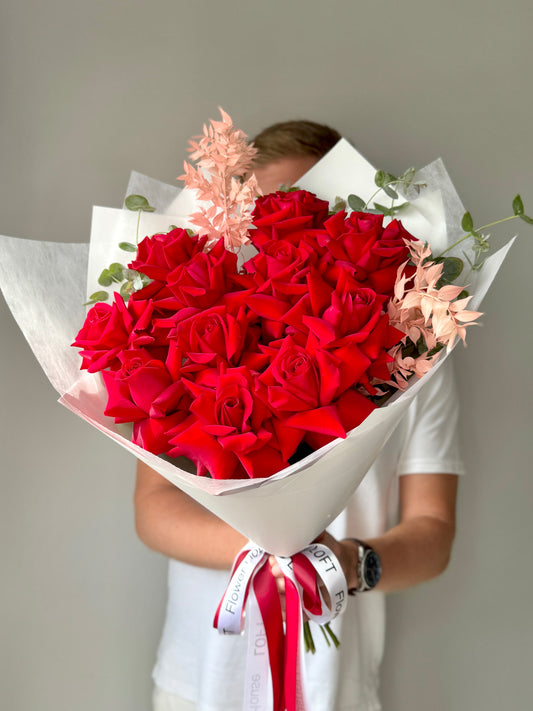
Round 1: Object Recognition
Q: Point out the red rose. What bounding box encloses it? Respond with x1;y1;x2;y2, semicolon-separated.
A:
129;228;208;281
169;367;288;479
73;294;134;372
251;190;329;246
173;304;259;369
304;286;403;395
165;238;240;310
102;350;191;454
103;350;174;421
256;338;350;458
322;211;414;296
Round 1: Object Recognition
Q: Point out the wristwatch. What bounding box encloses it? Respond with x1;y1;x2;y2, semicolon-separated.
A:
346;538;382;595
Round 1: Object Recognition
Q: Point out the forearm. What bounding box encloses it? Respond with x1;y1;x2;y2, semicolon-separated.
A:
322;473;458;594
362;514;455;592
134;461;247;569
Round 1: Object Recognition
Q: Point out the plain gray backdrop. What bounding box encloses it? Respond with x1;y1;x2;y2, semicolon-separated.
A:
1;1;532;709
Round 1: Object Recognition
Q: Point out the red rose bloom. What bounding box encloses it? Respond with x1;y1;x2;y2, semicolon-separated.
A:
169;367;288;479
129;228;208;282
165;238;240;310
321;211;415;296
73;294;134;372
173;304;258;369
102;350;191;454
251;190;330;246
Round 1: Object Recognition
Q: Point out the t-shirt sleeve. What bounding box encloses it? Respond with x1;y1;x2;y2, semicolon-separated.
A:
396;356;465;476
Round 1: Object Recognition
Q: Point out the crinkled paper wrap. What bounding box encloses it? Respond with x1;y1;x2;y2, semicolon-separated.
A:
0;140;515;555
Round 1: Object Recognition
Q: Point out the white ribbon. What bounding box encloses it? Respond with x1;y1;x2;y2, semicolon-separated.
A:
215;541;349;711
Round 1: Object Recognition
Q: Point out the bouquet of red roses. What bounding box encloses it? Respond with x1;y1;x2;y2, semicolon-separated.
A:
70;111;487;487
0;110;518;555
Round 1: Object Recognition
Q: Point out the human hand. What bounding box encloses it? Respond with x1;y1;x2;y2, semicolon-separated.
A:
268;532;358;618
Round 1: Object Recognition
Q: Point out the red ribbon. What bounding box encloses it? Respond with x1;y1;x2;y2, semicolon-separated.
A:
214;543;348;711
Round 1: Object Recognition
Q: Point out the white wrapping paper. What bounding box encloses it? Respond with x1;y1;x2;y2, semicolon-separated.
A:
0;141;515;555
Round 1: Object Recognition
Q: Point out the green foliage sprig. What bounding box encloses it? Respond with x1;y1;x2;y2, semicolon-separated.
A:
340;168;532;291
85;194;156;306
343;167;427;218
435;194;533;281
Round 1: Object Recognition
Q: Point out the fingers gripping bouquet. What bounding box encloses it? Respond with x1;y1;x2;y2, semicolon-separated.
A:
0;110;523;711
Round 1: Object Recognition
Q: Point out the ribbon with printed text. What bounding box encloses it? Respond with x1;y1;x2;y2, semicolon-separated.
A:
214;542;348;711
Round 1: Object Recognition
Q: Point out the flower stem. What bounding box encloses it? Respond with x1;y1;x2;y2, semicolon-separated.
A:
136;209;141;244
474;214;518;232
435;214;518;259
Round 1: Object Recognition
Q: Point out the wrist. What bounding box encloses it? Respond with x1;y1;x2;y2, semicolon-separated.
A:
343;538;382;594
340;538;361;592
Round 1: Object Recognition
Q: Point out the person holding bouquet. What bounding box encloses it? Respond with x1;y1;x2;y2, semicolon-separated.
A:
134;120;463;711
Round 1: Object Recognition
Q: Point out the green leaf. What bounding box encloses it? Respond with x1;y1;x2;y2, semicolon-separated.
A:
331;196;347;213
186;229;196;237
347;194;366;212
519;213;533;225
401;167;416;189
426;343;444;358
85;290;109;305
512;194;524;216
461;212;474;232
439;256;464;283
393;201;410;212
383;185;399;199
109;262;124;281
125;194;156;212
98;269;113;287
373;202;394;216
120;281;134;300
374;170;386;187
119;241;138;252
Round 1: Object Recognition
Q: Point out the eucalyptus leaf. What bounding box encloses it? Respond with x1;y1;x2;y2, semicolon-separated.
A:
461;212;474;232
125;194;156;212
109;262;124;281
401;167;416;189
119;241;138;252
383;185;399;199
512;194;524;216
394;201;410;212
373;202;393;216
374;170;386;187
120;281;134;299
85;291;109;305
331;197;347;213
347;194;366;212
98;269;113;287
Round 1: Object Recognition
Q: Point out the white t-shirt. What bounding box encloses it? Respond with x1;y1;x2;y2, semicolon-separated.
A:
153;359;464;711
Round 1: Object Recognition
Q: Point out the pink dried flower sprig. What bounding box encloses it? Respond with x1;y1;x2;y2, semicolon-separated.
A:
179;108;259;252
386;240;482;389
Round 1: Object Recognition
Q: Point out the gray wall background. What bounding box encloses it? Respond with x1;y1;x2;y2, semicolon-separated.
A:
1;1;532;709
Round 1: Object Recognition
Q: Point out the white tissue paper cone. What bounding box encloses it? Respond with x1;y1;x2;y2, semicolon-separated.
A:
0;141;515;555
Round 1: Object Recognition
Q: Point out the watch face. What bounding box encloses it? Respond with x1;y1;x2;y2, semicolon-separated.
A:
363;550;382;589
